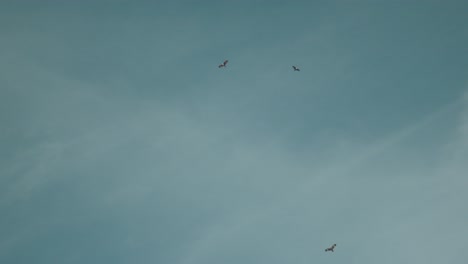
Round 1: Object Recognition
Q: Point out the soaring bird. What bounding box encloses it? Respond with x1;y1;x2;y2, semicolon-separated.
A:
325;244;336;252
292;65;300;71
218;60;228;68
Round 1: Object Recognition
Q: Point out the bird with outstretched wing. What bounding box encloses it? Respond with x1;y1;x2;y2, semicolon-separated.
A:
325;244;336;252
218;60;228;68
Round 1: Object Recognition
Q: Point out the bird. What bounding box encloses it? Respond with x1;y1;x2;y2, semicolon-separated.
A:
292;65;300;71
218;60;228;68
325;244;336;252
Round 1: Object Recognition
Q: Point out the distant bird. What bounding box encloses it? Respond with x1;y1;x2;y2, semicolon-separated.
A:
218;60;228;68
325;244;336;252
292;65;300;71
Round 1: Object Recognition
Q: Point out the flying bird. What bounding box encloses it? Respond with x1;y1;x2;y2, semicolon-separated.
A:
218;60;228;68
325;244;336;252
292;65;300;71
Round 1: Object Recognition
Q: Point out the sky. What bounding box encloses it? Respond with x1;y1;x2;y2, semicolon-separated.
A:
1;1;467;263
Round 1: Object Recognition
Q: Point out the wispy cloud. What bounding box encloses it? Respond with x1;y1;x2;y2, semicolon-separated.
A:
1;2;467;264
179;89;468;264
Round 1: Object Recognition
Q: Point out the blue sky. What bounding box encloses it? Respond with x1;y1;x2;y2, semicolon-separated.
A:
1;1;467;263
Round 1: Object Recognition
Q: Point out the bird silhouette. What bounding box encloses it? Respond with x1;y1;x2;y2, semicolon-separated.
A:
325;244;336;252
292;65;300;71
218;60;228;68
